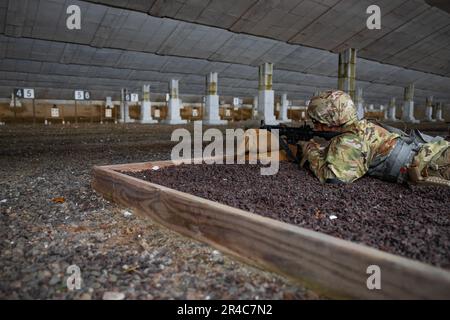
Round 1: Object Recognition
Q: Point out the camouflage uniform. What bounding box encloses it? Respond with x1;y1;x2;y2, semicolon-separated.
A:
303;90;450;184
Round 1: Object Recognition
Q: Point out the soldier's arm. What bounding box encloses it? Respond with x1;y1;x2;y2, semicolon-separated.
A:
304;134;368;183
301;141;335;183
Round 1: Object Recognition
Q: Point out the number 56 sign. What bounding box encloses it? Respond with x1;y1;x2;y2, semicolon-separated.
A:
74;90;91;100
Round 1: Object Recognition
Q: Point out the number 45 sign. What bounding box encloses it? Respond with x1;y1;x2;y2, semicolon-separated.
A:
15;88;35;99
74;90;91;100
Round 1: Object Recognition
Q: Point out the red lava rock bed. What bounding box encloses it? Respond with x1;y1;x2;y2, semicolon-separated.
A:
124;162;450;269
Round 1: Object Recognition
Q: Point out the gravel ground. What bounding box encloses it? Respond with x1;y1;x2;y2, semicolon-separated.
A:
130;162;450;269
0;124;321;300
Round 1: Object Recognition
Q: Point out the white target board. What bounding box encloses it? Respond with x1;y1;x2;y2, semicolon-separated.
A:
105;108;112;118
51;107;60;118
225;109;231;117
192;109;199;117
154;109;161;118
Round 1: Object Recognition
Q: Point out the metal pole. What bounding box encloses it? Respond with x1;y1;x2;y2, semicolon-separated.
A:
120;89;124;123
75;100;78;124
13;93;17;123
32;98;36;125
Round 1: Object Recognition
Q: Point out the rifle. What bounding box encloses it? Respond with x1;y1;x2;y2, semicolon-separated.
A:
259;121;341;163
260;121;341;143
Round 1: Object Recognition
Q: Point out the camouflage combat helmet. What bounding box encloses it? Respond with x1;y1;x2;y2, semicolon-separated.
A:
307;90;358;127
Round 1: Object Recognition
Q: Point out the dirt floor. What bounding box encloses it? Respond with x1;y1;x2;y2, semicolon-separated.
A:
0;123;321;300
130;162;450;269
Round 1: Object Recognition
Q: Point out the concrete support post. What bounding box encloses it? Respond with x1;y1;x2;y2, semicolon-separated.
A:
252;95;258;120
388;97;398;122
140;85;157;124
338;48;357;101
10;93;22;108
257;63;278;125
119;88;130;123
355;87;364;120
435;102;445;122
124;96;131;123
204;72;227;125
279;93;291;122
380;105;388;120
162;79;187;125
402;84;419;123
425;96;435;122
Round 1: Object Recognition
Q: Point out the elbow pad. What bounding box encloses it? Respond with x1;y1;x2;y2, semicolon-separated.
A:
325;178;345;184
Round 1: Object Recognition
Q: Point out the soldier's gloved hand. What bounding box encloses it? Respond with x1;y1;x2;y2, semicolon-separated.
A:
297;140;319;167
298;140;318;154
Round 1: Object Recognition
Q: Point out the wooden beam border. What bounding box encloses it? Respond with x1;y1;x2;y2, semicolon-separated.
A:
92;160;450;299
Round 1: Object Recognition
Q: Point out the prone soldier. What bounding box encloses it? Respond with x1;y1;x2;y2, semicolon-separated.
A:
298;90;450;187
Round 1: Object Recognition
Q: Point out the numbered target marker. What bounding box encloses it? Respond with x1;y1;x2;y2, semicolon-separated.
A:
74;90;91;100
75;90;84;100
14;88;23;98
105;108;112;118
15;88;35;99
130;93;139;103
154;109;161;118
23;89;35;99
192;109;199;117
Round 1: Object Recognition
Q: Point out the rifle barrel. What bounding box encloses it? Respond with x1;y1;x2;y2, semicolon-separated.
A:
261;125;341;142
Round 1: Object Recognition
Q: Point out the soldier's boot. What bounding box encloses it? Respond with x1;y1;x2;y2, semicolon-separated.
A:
408;148;450;187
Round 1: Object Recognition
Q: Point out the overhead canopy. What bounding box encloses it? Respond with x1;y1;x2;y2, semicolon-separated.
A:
1;0;449;104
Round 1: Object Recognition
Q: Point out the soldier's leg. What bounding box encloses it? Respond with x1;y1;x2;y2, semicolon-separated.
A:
427;147;450;180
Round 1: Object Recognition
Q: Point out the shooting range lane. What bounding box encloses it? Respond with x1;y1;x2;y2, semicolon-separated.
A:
0;124;322;300
126;162;450;269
